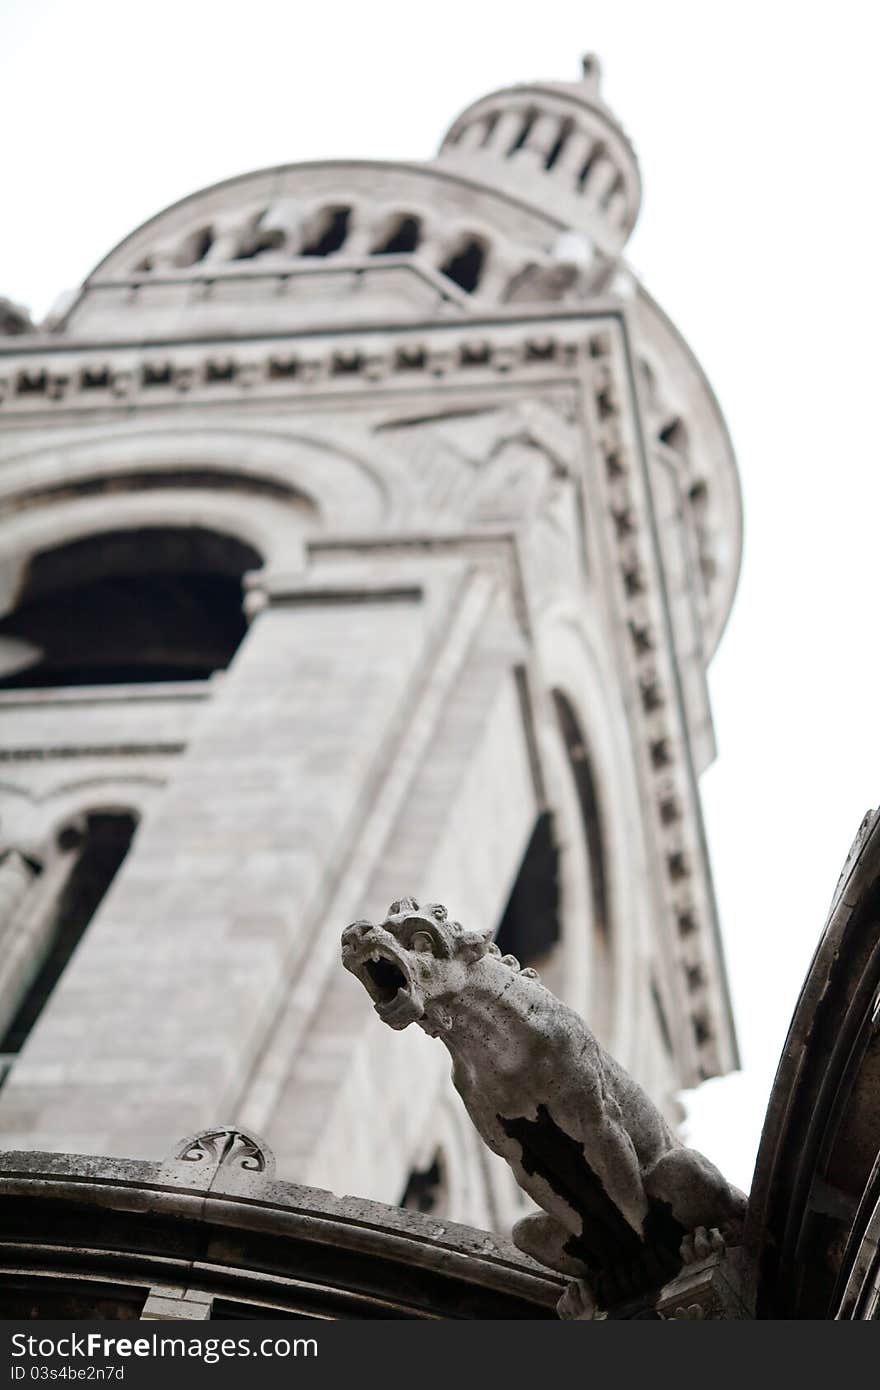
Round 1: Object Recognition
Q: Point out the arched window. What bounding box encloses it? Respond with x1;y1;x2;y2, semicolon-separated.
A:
0;526;261;688
371;215;421;256
551;691;611;944
495;812;560;968
300;207;351;257
400;1148;449;1218
496;692;613;1029
439;238;486;294
0;811;137;1085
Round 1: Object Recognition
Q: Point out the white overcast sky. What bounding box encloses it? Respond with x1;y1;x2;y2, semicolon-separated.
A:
2;0;878;1193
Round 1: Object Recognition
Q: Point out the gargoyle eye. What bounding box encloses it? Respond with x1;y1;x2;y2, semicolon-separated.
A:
411;930;434;954
432;906;447;921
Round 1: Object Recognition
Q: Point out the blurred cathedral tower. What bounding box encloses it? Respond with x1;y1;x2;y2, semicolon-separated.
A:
0;58;741;1228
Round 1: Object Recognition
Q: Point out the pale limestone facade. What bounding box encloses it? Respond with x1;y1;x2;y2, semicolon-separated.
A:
0;59;742;1233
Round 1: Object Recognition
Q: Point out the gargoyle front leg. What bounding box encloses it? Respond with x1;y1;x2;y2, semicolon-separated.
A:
512;1210;586;1277
574;1106;650;1237
512;1212;599;1322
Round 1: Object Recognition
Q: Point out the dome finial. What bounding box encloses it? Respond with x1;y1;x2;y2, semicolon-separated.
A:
580;52;602;92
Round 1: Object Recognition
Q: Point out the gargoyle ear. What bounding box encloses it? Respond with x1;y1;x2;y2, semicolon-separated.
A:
388;897;419;916
456;928;494;962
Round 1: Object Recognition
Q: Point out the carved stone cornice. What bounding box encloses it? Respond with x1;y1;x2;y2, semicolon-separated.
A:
0;314;600;415
582;328;736;1080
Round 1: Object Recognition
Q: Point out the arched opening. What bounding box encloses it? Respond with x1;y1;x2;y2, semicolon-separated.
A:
577;143;607;191
439;237;486;294
507;108;537;156
498;692;613;1027
300;207;351;257
495;812;560;968
552;691;611;947
371;215;421;256
400;1148;449;1218
552;691;614;1034
0;811;137;1080
0;526;261;688
545;118;573;171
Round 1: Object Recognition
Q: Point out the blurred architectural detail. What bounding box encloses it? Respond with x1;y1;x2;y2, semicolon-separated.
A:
746;808;880;1319
0;58;742;1237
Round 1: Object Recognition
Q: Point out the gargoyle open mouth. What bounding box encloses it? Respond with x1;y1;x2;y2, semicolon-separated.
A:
363;952;408;1005
344;938;424;1027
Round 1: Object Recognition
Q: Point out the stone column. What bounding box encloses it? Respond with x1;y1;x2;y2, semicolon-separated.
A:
0;849;36;943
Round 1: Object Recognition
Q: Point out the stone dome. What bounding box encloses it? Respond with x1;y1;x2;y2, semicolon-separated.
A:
435;55;641;256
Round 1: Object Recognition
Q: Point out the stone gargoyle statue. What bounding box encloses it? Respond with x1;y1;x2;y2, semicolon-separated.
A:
341;898;747;1318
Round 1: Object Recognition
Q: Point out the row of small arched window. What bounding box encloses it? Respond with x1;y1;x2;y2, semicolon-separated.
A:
446;107;628;213
136;209;489;295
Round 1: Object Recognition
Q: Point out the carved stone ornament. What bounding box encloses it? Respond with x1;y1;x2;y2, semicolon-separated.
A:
169;1126;275;1178
342;900;747;1318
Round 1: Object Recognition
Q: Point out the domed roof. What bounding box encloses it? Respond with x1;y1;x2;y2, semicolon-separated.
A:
435;56;641;255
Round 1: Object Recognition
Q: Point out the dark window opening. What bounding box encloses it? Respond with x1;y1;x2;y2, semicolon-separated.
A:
578;143;606;191
439;238;485;294
553;692;610;941
507;109;536;155
659;417;688;454
372;215;421;256
0;812;136;1058
300;208;350;257
191;227;214;263
544;119;573;170
0;526;261;688
495;812;561;967
401;1151;446;1215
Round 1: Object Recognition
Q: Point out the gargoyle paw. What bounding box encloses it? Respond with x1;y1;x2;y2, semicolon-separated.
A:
679;1225;725;1264
556;1277;599;1321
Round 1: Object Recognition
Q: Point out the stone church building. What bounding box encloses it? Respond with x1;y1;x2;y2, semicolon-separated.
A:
8;61;846;1322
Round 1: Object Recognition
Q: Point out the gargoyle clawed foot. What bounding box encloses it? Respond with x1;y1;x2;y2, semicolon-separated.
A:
679;1225;726;1265
556;1277;600;1321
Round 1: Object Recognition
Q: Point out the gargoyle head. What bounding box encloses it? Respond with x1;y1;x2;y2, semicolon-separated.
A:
340;898;497;1032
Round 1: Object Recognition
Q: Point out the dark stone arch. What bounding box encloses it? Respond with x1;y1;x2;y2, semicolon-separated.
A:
0;525;262;688
496;691;614;1025
551;690;611;943
0;809;137;1069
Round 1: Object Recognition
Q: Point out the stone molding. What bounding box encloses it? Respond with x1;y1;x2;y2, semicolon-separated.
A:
584;334;735;1078
0;1143;563;1319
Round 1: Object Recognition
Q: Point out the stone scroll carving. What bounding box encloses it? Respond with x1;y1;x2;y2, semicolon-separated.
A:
170;1126;275;1178
341;899;746;1318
